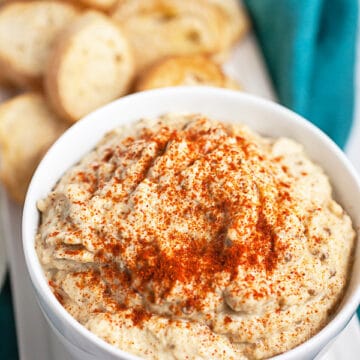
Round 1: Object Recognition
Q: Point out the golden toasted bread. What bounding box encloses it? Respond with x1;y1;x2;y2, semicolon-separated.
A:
0;93;68;203
0;1;79;89
135;55;241;91
111;0;224;71
45;11;134;123
78;0;117;11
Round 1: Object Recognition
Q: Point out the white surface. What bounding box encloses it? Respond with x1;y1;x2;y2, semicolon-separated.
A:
0;201;6;291
0;88;13;292
345;18;360;173
1;34;360;360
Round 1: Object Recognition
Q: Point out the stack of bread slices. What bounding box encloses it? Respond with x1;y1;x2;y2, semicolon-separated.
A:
0;0;249;202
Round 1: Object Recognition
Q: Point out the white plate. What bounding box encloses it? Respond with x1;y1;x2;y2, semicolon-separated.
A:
1;30;359;360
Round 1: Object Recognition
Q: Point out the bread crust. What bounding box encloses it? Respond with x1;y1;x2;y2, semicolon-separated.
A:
78;0;118;12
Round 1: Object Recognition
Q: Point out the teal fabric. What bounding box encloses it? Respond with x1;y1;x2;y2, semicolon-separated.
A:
0;275;18;360
244;0;358;149
243;0;359;320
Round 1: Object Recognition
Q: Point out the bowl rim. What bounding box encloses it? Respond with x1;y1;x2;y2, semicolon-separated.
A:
22;87;360;360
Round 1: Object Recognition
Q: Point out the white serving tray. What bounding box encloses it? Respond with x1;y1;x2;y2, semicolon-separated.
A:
1;31;359;360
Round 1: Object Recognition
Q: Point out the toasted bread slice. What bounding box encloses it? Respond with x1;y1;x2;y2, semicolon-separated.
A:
135;55;241;91
111;0;224;71
208;0;250;50
78;0;117;11
0;1;79;89
0;93;68;203
45;11;134;123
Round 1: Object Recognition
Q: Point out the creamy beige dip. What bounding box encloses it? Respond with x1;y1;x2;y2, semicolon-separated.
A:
36;114;355;359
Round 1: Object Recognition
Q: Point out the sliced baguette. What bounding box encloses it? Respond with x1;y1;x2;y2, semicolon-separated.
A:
0;93;68;203
45;11;134;122
135;55;241;91
0;1;79;89
208;0;250;50
111;0;224;71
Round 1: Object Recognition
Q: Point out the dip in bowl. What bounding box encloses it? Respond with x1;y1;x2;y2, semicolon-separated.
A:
23;87;360;360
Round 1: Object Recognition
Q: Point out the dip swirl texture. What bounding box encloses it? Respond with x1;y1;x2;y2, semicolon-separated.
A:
36;114;355;359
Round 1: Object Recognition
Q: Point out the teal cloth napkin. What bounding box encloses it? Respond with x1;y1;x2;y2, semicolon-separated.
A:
244;0;359;320
244;0;358;149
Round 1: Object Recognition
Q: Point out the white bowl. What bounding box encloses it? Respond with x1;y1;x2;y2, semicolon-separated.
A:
23;87;360;360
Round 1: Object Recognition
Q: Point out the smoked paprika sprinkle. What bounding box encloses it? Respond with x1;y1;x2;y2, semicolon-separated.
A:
89;114;290;316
